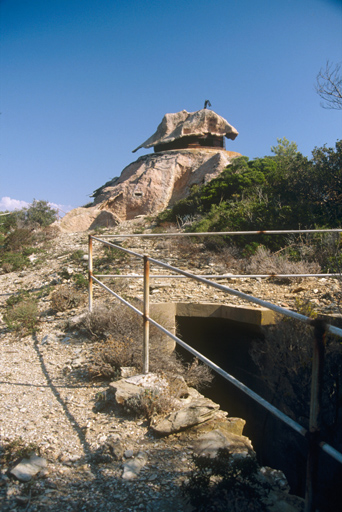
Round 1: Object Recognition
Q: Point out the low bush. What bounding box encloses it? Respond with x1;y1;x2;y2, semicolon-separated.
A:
182;448;269;512
124;387;173;419
72;273;88;288
88;336;137;380
6;289;30;307
182;358;213;390
71;249;86;261
0;437;41;464
33;225;61;243
1;252;30;273
0;224;56;273
81;303;213;389
50;286;84;312
93;245;128;273
4;228;33;252
4;299;39;334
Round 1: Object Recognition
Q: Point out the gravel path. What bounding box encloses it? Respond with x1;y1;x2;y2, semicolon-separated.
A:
0;330;196;511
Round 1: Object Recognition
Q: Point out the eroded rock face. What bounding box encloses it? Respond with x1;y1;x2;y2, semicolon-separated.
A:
92;148;240;221
58;148;240;231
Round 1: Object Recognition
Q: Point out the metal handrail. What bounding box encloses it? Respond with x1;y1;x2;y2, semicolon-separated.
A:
90;266;342;463
95;227;342;238
94;273;341;278
90;237;342;338
88;230;342;512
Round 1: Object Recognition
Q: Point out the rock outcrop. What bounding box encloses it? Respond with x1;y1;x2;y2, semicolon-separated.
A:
94;148;240;218
56;207;120;232
58;148;240;231
57;108;241;231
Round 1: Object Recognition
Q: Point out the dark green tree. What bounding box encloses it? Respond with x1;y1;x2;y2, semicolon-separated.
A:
15;199;58;227
159;139;341;236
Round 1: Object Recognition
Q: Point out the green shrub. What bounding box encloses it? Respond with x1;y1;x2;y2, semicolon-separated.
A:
71;249;86;261
157;140;342;254
4;228;33;252
73;272;88;288
22;246;39;256
15;199;57;227
4;299;39;334
0;437;40;464
0;211;17;234
1;252;30;273
182;449;269;512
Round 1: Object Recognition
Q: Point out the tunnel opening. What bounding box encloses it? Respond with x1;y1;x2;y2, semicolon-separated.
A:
175;315;342;511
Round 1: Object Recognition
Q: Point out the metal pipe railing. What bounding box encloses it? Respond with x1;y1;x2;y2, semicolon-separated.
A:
88;231;342;512
146;314;342;468
143;255;150;373
90;236;342;337
88;235;93;312
93;273;341;279
96;228;342;238
147;253;342;337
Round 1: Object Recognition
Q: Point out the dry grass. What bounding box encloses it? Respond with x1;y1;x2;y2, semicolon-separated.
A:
124;387;174;419
79;302;213;390
243;246;320;282
50;286;85;312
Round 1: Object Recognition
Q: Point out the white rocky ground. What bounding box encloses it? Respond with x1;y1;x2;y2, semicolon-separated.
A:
1;217;340;511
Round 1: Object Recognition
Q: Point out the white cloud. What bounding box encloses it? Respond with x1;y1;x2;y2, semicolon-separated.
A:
0;197;29;212
0;197;74;215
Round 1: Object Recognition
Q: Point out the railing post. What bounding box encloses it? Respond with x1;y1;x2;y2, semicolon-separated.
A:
88;235;93;312
143;255;150;374
305;319;326;512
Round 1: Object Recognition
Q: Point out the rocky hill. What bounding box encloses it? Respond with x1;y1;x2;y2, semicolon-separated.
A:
1;217;340;511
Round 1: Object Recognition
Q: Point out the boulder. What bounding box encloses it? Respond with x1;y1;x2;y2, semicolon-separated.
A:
151;388;220;435
192;429;254;459
57;108;241;230
56;206;120;233
122;451;148;480
9;454;47;482
109;373;172;406
132;109;238;153
190;413;246;437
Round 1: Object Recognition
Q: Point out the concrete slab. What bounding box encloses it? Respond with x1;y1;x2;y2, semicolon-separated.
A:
175;302;276;326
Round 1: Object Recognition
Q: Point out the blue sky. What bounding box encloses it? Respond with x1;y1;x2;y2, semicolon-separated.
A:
1;0;341;212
